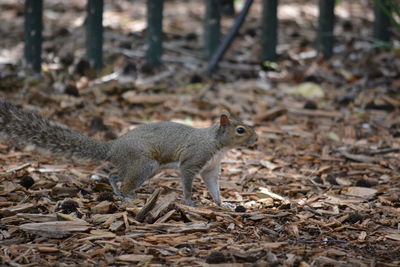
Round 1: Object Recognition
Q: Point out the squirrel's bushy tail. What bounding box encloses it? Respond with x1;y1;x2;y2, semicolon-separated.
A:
0;100;110;161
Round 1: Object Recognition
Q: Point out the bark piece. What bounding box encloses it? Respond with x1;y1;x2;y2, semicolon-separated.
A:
0;203;35;217
135;188;161;222
109;220;125;232
342;187;377;198
116;254;153;263
136;222;211;233
386;234;400;241
339;150;377;163
91;201;113;214
146;192;178;223
254;107;287;123
19;221;91;238
288;108;343;118
36;247;60;253
16;213;58;222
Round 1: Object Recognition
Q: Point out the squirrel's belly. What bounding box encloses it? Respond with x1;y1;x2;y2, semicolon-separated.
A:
158;162;180;171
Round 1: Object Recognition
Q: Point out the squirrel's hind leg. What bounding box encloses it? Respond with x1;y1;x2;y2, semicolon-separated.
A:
180;166;202;207
120;158;159;198
109;173;124;196
109;173;133;200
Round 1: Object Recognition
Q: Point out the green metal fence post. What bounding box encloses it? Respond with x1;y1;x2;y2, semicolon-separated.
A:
261;0;278;61
204;0;221;59
86;0;104;71
24;0;43;73
317;0;335;58
206;0;254;75
146;0;164;66
373;0;391;42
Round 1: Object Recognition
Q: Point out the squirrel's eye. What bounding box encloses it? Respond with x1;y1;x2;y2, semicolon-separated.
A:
236;127;245;134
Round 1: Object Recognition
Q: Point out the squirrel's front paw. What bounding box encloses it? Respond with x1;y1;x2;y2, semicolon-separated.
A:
118;191;137;202
184;199;197;207
122;196;136;202
221;202;236;210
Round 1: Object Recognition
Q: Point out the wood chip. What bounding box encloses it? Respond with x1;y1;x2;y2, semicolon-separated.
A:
16;213;58;222
146;192;178;223
339;150;377;163
342;187;378;198
254;107;287;123
288;108;343;118
1;4;399;265
109;220;125;232
386;234;400;241
91;201;113;214
122;92;189;104
116;254;154;263
135;188;161;222
19;221;91;238
36;247;60;253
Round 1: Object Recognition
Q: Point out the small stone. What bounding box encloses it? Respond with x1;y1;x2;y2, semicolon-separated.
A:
97;192;114;202
19;175;34;189
235;205;246;213
344;213;364;224
59;200;79;214
355;179;377;188
206;251;228;264
304;100;318;110
64;84;80;97
109;220;124;232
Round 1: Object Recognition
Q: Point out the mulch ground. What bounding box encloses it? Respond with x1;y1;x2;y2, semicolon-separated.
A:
1;0;399;266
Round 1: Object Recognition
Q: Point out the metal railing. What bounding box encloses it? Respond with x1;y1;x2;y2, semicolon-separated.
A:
23;0;393;74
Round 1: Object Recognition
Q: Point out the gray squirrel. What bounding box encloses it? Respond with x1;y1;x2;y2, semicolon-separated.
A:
0;100;258;206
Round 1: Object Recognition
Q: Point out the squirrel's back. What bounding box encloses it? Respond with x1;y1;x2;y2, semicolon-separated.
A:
120;121;195;141
0;100;110;160
109;121;222;167
111;121;201;164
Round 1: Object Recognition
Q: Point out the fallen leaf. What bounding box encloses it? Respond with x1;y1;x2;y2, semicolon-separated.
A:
286;82;325;99
116;254;154;262
259;160;279;170
386;234;400;241
342;187;377;198
257;187;288;202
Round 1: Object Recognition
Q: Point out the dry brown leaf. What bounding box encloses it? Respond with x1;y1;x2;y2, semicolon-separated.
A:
342;187;378;198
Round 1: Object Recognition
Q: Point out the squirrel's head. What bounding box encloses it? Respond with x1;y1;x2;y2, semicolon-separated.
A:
217;111;258;148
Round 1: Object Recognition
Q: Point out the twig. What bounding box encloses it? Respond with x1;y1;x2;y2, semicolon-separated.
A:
206;0;254;75
6;163;32;173
360;148;400;156
339;150;377;163
288;108;343;118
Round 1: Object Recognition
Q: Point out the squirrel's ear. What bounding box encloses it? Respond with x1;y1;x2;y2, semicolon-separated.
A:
220;114;230;126
221;109;230;117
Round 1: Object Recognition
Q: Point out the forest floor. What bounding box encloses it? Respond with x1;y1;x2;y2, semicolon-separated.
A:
0;0;399;266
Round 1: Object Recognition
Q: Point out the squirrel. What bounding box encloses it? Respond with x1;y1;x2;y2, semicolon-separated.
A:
0;100;258;206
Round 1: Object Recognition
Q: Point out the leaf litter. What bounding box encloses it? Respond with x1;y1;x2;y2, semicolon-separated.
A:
1;0;400;266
